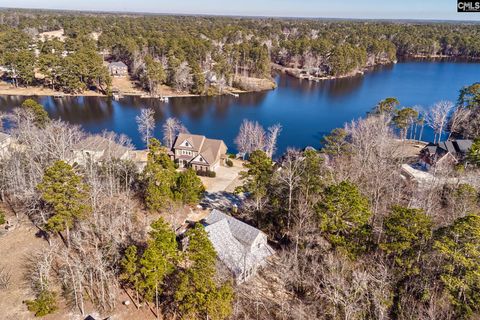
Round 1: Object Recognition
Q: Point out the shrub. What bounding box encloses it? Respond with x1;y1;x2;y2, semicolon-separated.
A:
227;153;236;159
25;289;58;317
225;159;233;167
0;210;5;225
196;170;216;178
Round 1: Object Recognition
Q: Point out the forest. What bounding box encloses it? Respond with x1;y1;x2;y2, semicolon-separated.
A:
0;81;480;319
0;9;480;94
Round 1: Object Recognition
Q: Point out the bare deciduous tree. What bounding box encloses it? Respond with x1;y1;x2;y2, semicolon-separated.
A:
162;117;188;149
0;266;12;290
265;123;282;158
136;108;155;146
448;106;470;140
235;119;266;156
425;101;454;143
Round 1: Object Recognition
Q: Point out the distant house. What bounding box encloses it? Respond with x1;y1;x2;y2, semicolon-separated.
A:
419;139;472;171
71;135;131;166
0;132;12;158
171;133;227;172
202;209;274;283
108;61;128;77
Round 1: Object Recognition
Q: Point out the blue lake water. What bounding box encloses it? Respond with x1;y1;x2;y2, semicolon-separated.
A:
0;61;479;155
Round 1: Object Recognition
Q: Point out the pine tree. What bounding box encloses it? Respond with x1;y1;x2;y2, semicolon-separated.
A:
174;224;234;320
21;99;50;129
434;214;480;318
25;289;58;317
143;138;178;211
467;138;480;167
237;150;273;211
120;245;141;306
321;128;352;157
139;218;178;318
316;181;372;256
37;161;91;244
380;205;432;273
175;168;205;205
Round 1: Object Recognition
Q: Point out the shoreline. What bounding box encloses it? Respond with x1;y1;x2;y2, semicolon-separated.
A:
0;81;272;99
273;55;480;82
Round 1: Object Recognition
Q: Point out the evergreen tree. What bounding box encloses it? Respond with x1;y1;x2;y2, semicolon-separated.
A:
237;150;273;211
434;214;480;318
4;49;35;87
120;245;141;306
25;289;58;317
143;138;177;211
174;224;234;320
191;61;205;94
139;218;178;316
316;181;372;256
467;138;480;167
380;205;432;273
21;99;50;129
37;161;91;243
143;54;166;95
370;97;400;116
322;128;352;157
175;168;205;205
392;107;419;139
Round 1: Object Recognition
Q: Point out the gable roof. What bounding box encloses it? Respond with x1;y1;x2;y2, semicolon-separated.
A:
173;133;227;165
174;133;206;151
455;139;473;153
204;209;262;247
0;132;10;144
203;209;274;279
73;135;131;160
423;139;473;158
109;61;128;69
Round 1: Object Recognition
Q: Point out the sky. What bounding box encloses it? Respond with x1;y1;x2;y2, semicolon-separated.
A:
0;0;478;21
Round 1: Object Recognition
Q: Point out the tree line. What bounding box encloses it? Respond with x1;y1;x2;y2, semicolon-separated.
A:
1;10;480;94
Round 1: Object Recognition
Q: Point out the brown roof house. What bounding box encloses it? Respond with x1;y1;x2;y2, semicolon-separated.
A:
108;61;128;77
419;139;473;171
171;133;227;172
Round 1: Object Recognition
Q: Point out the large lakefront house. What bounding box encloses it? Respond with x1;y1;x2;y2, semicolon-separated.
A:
419;139;473;171
170;133;228;172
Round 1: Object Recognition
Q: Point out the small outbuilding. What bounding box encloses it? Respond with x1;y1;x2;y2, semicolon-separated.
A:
108;61;128;77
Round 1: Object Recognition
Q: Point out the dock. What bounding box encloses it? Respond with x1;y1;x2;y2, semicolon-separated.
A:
227;92;239;98
140;94;169;102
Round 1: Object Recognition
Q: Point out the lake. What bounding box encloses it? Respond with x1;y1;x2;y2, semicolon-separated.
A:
1;61;479;155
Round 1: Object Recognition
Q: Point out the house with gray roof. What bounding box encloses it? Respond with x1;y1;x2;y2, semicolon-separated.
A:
202;209;274;283
0;132;12;158
71;135;131;166
171;133;227;172
108;61;128;77
419;139;473;171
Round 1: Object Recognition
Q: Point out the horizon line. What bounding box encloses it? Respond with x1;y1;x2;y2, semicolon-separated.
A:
1;6;480;24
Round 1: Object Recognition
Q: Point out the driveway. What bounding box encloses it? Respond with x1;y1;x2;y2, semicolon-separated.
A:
200;162;244;193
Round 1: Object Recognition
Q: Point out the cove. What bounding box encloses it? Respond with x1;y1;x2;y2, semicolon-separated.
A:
0;60;479;155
